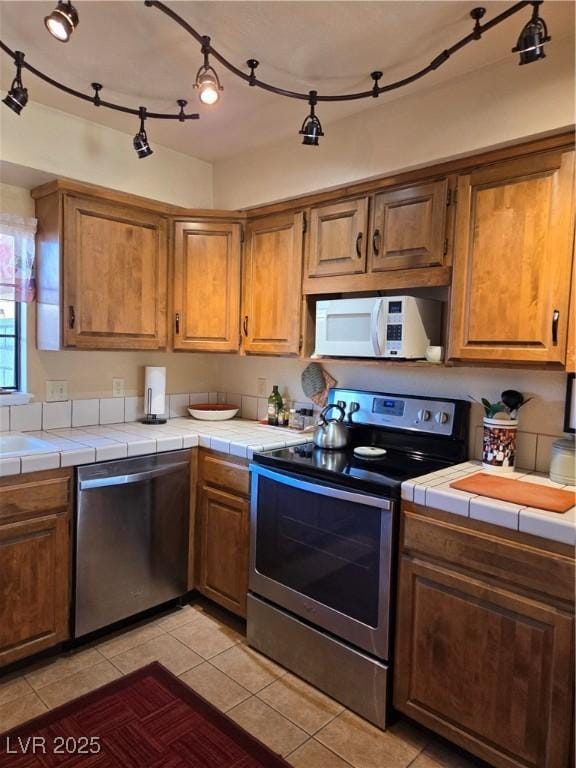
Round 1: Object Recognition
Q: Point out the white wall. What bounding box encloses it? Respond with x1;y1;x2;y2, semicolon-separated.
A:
213;36;575;209
0;101;213;209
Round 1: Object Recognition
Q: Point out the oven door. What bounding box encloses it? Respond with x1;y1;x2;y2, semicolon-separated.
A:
249;464;394;660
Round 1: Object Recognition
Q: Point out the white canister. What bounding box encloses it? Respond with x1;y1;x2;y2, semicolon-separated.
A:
549;436;576;485
482;417;518;472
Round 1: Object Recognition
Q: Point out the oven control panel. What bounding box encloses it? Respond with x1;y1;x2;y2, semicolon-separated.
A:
330;388;457;436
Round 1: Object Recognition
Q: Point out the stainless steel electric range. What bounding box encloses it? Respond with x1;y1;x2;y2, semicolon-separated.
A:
247;388;470;729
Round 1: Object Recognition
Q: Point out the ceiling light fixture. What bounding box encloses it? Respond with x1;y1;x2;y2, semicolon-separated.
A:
299;91;324;146
194;37;223;105
2;50;28;114
512;0;551;64
133;106;153;158
0;1;552;150
44;0;79;43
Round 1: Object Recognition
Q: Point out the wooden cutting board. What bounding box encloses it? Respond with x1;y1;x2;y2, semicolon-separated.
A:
450;473;576;513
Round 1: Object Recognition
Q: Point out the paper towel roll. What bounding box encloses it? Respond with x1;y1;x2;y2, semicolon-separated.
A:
144;366;166;417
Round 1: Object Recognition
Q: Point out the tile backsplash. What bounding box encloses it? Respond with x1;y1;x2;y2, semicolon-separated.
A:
0;389;565;474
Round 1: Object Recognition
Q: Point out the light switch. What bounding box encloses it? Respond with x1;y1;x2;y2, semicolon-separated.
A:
112;378;125;397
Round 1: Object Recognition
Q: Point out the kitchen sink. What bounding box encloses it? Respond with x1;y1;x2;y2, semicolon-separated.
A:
0;434;56;457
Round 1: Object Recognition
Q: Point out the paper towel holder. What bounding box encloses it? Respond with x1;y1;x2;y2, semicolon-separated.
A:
142;386;167;424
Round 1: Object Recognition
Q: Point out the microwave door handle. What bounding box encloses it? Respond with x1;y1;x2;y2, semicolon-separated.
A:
370;299;384;356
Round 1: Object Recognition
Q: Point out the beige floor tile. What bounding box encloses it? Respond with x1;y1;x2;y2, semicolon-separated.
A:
25;648;105;690
210;643;287;693
0;691;47;732
287;738;353;767
411;738;487;768
179;662;251;712
96;622;166;659
154;605;205;632
169;615;241;659
228;696;308;757
109;633;203;676
258;673;344;734
0;673;33;706
316;711;427;768
36;659;122;709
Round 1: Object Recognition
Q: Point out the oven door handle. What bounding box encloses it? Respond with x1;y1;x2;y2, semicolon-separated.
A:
250;464;391;510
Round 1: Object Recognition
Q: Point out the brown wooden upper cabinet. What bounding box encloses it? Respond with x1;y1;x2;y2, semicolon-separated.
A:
307;198;368;277
36;189;168;350
242;211;304;355
448;149;575;364
173;221;241;352
369;179;449;272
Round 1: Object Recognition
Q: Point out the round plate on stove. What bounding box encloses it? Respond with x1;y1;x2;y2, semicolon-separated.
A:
354;446;387;459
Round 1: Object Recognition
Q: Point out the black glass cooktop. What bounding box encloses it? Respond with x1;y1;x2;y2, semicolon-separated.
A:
253;442;454;498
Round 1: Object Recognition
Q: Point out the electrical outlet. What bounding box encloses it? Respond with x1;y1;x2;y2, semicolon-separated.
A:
112;378;125;397
45;380;69;402
256;378;268;398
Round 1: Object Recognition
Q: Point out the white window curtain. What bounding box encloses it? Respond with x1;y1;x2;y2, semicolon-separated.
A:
0;213;37;302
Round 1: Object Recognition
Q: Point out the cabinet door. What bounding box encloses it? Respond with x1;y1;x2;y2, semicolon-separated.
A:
197;485;249;617
63;196;168;349
394;556;574;768
173;222;241;352
307;199;368;277
369;180;448;272
448;149;575;363
242;212;304;355
0;513;70;667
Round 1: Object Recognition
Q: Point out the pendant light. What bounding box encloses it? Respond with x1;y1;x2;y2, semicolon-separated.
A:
299;91;324;146
44;1;79;42
2;51;28;115
194;37;223;105
512;1;551;65
133;107;153;158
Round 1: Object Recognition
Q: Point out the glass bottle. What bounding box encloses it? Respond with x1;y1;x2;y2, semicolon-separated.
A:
267;385;283;426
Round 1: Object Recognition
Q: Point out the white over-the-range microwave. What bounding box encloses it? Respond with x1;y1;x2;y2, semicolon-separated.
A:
314;296;441;359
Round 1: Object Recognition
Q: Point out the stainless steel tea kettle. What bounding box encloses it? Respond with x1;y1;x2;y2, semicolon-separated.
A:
313;404;349;450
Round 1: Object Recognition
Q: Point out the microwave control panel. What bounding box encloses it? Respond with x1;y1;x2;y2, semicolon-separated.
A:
385;300;403;355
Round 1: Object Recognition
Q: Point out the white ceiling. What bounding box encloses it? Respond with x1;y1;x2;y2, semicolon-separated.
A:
1;1;573;161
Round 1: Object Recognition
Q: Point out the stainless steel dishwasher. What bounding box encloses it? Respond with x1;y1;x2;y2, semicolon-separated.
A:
75;450;191;638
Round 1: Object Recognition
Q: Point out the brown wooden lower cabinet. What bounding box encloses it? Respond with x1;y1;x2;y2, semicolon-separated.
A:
0;469;72;668
195;449;250;618
394;503;575;768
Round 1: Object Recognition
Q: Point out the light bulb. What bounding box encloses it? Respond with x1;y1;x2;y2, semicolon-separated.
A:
199;83;219;105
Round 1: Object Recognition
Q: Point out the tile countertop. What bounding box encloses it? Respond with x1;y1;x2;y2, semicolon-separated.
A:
0;418;309;475
401;461;576;547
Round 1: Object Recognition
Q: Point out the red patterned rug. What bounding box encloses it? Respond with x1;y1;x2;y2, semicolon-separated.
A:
0;662;290;767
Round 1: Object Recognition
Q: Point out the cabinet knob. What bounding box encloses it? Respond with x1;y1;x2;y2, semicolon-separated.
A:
355;233;363;258
243;315;249;337
68;305;75;329
552;309;559;345
175;313;180;334
372;229;381;255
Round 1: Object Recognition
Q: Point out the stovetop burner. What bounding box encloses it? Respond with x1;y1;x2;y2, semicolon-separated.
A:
252;388;470;499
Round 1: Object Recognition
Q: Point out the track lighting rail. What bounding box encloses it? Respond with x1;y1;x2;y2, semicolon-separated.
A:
0;39;199;120
0;0;551;151
145;0;533;102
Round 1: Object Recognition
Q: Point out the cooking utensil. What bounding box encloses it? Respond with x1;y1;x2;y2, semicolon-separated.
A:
313;404;348;450
500;389;526;414
188;404;239;421
301;363;337;407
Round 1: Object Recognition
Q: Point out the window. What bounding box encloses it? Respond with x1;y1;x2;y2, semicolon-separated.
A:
0;295;20;390
0;214;36;392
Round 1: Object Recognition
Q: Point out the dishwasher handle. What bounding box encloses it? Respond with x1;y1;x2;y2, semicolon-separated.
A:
78;461;189;490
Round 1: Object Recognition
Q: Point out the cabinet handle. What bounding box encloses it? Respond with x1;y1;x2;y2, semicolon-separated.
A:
243;315;249;337
552;309;559;345
175;313;180;335
372;229;380;255
68;305;75;329
355;233;363;258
